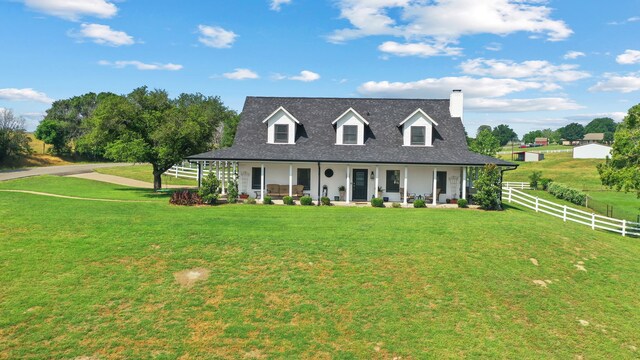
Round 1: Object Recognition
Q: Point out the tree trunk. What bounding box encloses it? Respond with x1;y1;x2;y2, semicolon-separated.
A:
152;163;162;190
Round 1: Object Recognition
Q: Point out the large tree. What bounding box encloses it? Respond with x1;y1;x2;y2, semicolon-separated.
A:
469;129;501;157
0;109;31;163
597;104;640;197
84;87;237;190
492;124;518;146
585;117;617;143
522;130;543;144
476;125;492;137
557;122;585;141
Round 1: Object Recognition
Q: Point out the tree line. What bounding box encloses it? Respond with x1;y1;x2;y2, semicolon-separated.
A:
521;118;618;145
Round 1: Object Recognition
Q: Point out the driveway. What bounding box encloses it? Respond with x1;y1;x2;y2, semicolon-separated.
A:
0;163;131;181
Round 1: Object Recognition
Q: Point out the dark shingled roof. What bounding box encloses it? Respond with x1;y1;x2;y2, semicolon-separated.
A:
188;96;515;167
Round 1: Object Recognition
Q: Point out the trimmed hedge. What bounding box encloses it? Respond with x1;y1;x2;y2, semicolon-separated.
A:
320;196;331;206
263;196;273;205
457;198;468;208
547;182;586;206
413;199;426;208
371;198;384;207
283;196;294;205
300;196;313;206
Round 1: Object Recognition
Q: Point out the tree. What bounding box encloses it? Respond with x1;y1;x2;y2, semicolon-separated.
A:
476;125;492;137
541;128;561;144
34;119;67;153
585;117;617;143
474;163;502;210
469;129;501;157
83;86;237;190
522;130;543;144
492;124;518;146
0;109;31;162
597;104;640;197
220;113;240;148
557;122;584;141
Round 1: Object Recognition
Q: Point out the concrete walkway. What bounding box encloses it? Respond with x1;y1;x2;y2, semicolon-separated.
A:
68;172;193;189
0;163;131;181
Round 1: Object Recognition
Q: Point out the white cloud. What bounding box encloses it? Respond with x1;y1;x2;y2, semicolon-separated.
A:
23;0;117;21
270;0;292;11
563;51;585;60
564;112;627;122
616;49;640;65
484;42;502;51
70;23;134;46
378;41;462;57
98;60;183;71
589;73;640;93
328;0;572;48
608;16;640;25
223;68;259;80
288;70;321;82
0;88;53;103
460;58;590;82
466;97;583;112
197;25;237;48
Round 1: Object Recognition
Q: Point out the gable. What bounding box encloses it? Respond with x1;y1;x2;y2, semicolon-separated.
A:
262;106;299;144
399;108;438;146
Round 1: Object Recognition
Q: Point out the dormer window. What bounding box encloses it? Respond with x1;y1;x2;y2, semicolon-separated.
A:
332;108;368;145
262;106;300;144
274;124;288;143
399;108;438;147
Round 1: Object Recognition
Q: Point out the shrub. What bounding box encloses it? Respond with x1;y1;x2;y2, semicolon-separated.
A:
300;196;313;206
198;172;220;204
474;163;502;210
226;179;239;203
169;190;203;206
392;202;401;208
283;196;294;205
547;182;586;206
413;199;426;208
371;197;384;207
529;171;542;190
263;195;273;205
244;197;256;205
457;198;468;208
540;178;553;191
321;196;331;206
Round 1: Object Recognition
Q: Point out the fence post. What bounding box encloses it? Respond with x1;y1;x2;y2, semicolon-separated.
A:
563;205;567;222
622;220;626;237
591;213;595;230
535;197;539;212
507;187;512;203
175;165;178;178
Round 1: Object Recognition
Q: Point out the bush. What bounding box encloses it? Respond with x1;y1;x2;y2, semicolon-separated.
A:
263;195;273;205
540;178;553;191
371;197;384;207
300;196;313;206
169;190;203;206
321;196;331;206
283;196;294;205
413;199;426;208
392;202;401;208
198;172;220;204
244;197;256;204
457;198;468;208
547;182;586;206
529;171;542;190
475;163;502;210
227;179;238;203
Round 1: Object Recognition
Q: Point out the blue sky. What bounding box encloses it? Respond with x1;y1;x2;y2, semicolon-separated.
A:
1;0;639;136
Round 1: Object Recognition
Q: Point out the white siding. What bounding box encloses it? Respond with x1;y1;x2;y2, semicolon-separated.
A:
335;111;365;145
402;112;433;146
573;144;612;159
265;109;296;144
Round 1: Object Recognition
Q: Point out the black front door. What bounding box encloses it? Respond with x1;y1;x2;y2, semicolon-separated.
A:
353;169;368;200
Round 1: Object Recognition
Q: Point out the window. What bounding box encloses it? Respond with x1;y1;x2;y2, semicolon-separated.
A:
297;168;311;190
386;170;400;192
274;124;288;143
411;126;426;145
252;167;264;189
436;171;447;194
343;125;358;144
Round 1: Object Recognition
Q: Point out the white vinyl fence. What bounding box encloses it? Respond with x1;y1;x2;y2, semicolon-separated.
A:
502;181;530;189
502;186;640;237
498;149;572;155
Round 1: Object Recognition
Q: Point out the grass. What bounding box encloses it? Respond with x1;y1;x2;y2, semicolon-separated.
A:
501;144;571;152
1;176;639;358
95;164;197;187
504;152;640;221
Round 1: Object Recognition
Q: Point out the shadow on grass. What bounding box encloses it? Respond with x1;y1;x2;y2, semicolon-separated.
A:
502;203;524;212
113;187;195;199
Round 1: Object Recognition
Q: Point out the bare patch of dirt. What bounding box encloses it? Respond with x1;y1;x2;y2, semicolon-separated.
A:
174;268;210;288
574;261;587;272
244;349;266;359
578;319;589;326
530;258;539;266
73;356;102;360
533;280;552;287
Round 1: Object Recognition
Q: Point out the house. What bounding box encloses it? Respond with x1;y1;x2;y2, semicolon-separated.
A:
581;133;605;144
534;137;548;146
186;90;516;205
573;143;612;159
514;151;544;162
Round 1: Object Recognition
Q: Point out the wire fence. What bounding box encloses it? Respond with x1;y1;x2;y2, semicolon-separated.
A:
586;195;640;223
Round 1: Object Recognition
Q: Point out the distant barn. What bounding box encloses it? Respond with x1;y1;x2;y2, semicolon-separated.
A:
573;143;612;159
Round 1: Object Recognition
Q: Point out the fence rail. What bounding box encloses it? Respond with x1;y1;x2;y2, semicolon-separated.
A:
503;187;640;237
498;149;572;155
165;161;235;182
502;181;530;189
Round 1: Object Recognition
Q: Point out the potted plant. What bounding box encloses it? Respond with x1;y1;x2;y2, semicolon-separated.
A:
338;185;346;201
450;198;458;204
377;186;384;198
239;192;249;200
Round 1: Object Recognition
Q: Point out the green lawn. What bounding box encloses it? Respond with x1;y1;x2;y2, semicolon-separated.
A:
95;164;197;187
1;176;639;358
501;144;570;152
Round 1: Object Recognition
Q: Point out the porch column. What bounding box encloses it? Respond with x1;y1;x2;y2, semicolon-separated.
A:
375;166;379;199
403;166;408;206
462;167;467;200
197;161;202;188
346;166;351;204
288;164;293;197
260;163;265;201
216;161;220;181
432;167;438;206
222;161;226;194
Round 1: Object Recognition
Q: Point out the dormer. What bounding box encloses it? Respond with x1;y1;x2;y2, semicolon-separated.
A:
399;108;438;147
332;108;369;145
262;106;299;144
